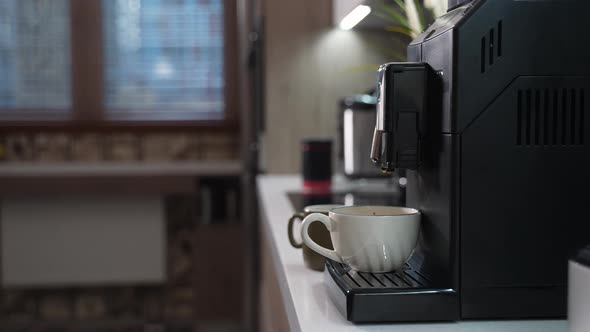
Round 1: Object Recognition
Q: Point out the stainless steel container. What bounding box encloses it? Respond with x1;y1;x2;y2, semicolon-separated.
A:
569;246;590;332
338;94;385;178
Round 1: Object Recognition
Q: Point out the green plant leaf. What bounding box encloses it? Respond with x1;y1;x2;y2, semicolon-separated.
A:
391;0;407;13
377;3;411;29
385;25;414;38
372;11;401;25
358;0;446;67
372;12;413;32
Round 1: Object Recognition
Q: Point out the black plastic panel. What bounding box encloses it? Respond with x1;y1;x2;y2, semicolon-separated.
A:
516;88;585;147
461;286;566;319
456;0;590;133
448;0;473;10
460;76;590;318
406;134;460;290
573;246;590;268
324;259;459;322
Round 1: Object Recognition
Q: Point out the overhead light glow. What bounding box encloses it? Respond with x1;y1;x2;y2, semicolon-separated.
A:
339;5;371;30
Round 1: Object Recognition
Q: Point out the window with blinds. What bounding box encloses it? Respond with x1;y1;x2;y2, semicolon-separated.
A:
103;0;225;120
0;0;71;110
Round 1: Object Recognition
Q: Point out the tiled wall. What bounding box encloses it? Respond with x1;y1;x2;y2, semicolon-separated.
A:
0;131;239;162
0;131;242;330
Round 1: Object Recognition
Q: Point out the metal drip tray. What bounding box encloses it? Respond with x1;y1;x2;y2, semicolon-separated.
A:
325;259;459;322
332;262;432;289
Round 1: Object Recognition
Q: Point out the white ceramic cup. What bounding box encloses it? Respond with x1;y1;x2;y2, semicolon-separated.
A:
301;205;421;273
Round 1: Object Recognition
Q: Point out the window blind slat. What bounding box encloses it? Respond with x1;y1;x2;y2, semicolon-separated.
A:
103;0;225;116
0;0;71;109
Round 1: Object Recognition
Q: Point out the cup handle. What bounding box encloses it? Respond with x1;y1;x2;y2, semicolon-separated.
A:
287;213;304;248
301;213;343;263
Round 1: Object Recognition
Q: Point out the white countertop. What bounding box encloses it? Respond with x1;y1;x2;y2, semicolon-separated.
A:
257;175;567;332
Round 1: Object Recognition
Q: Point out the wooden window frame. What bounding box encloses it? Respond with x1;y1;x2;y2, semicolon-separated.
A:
0;0;238;131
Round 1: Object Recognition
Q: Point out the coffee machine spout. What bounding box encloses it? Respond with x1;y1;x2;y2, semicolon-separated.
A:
370;128;383;164
370;128;395;173
370;64;395;172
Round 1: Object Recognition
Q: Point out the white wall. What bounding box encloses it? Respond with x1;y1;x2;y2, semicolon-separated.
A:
263;0;392;173
1;195;165;287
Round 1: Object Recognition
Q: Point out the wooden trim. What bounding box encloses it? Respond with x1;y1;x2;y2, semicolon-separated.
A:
0;119;237;131
236;0;261;330
224;0;239;123
0;110;72;123
0;119;239;132
194;224;244;321
70;0;104;122
0;161;242;177
104;109;225;121
0;176;196;195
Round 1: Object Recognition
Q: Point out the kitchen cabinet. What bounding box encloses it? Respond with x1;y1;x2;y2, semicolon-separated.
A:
194;224;244;322
260;224;290;332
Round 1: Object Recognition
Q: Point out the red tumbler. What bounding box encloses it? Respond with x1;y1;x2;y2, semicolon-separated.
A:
302;139;332;194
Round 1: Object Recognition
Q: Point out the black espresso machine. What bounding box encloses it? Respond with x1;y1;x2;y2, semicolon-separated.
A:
324;0;590;323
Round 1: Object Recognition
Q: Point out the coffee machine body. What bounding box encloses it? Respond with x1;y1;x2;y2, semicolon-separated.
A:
401;0;590;319
326;0;590;322
412;0;590;319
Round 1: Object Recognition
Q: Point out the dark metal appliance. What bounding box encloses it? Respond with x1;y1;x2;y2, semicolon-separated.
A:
326;0;590;322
